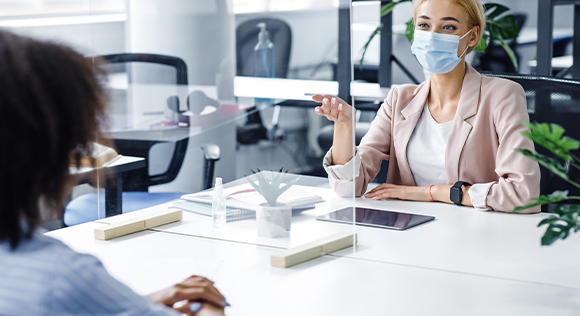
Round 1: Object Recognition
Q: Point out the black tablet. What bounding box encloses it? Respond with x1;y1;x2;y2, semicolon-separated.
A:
315;207;434;230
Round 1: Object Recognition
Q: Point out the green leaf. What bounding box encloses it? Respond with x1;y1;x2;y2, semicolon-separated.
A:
520;122;580;161
538;215;558;227
495;38;518;71
380;2;397;16
484;3;510;20
513;191;573;212
405;18;414;43
487;15;519;40
359;24;383;70
541;228;563;246
537;205;580;246
515;149;569;180
474;35;488;53
380;0;413;16
485;3;518;41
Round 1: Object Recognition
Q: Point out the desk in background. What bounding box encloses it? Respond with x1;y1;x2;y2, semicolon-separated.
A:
234;76;390;112
71;155;145;217
536;0;580;78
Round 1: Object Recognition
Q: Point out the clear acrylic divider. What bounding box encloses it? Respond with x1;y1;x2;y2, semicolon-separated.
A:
82;0;360;256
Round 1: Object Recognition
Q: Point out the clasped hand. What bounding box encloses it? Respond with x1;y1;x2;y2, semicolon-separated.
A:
147;275;226;316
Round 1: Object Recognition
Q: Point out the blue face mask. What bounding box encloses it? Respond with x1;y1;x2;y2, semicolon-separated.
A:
411;29;473;74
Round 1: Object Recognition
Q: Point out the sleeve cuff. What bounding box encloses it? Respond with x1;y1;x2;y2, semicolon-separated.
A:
323;147;361;181
468;182;495;211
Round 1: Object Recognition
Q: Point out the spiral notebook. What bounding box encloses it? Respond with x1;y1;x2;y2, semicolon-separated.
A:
170;200;255;222
180;183;324;213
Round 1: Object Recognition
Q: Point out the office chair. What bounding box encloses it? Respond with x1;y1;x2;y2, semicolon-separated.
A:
236;18;292;144
64;53;220;226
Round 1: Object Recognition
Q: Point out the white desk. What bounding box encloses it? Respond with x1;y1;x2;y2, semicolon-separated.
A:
46;219;580;316
46;174;580;315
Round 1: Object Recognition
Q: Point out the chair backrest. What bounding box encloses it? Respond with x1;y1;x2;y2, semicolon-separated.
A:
236;18;292;78
101;53;188;85
484;72;580;211
98;53;189;190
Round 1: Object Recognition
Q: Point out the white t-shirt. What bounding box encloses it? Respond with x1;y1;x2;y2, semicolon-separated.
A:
407;103;452;186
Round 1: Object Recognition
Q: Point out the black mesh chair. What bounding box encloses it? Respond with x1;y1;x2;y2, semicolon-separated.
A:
483;73;580;211
317;120;388;183
64;53;220;226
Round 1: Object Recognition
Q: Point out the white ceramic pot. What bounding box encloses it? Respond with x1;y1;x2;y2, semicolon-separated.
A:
257;203;291;238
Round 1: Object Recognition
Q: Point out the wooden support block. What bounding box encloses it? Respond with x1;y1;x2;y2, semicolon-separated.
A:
94;209;183;241
271;231;357;268
144;209;183;228
94;220;146;241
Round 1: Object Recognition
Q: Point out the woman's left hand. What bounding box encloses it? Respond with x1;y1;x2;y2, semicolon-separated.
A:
364;184;431;202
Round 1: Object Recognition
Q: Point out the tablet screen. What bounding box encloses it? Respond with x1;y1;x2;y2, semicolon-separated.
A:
315;207;434;230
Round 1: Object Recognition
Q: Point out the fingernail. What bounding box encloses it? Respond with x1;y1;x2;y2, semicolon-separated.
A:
190;302;202;312
315;108;320;112
323;98;329;104
338;104;343;111
221;300;231;307
331;97;336;105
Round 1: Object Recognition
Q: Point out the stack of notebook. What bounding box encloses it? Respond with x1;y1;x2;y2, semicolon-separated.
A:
171;183;324;222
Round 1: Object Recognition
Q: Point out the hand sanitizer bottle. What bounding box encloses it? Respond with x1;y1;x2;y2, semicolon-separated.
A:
212;177;226;228
254;22;275;107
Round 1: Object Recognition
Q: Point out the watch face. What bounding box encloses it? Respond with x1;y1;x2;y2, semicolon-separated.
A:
451;187;461;204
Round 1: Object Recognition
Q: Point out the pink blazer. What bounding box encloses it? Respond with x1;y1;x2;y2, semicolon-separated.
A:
332;64;540;213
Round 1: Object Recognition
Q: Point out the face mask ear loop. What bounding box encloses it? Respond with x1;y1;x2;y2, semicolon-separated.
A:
459;28;474;58
459;45;470;59
460;28;473;40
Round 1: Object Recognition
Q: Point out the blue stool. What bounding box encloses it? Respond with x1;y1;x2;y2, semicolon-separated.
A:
64;192;184;226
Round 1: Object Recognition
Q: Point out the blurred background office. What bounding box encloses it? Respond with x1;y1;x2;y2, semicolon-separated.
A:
1;0;577;227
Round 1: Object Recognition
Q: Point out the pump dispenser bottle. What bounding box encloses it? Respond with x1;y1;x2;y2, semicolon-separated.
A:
254;22;275;106
212;177;226;228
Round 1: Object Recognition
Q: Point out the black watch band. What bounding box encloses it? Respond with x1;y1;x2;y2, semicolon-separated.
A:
450;181;471;206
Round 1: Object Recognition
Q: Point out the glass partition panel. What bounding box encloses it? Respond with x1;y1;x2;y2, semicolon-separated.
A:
83;0;357;253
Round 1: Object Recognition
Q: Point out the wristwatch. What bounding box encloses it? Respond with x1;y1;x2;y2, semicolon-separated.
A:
450;181;471;206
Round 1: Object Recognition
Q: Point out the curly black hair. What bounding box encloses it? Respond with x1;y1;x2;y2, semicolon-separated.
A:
0;31;108;249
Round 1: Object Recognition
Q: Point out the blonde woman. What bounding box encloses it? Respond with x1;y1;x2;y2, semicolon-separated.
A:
313;0;540;213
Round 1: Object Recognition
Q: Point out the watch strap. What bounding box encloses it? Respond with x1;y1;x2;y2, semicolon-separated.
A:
451;181;471;206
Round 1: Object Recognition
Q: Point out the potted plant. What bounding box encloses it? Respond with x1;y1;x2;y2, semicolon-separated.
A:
246;169;299;238
360;1;521;71
515;122;580;245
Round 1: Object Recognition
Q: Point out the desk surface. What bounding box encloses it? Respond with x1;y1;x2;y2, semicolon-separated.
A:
46;174;580;315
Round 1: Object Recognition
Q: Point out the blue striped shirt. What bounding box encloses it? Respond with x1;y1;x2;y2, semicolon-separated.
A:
0;229;179;316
